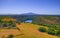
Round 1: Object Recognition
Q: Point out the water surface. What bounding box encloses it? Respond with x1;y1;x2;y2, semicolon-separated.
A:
24;20;32;23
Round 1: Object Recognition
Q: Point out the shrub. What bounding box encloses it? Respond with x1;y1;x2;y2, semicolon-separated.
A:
8;35;13;38
56;30;60;36
47;28;56;35
38;27;46;32
8;26;11;29
8;21;13;24
12;24;16;27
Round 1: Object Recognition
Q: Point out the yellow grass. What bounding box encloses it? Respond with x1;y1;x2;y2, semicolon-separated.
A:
2;18;16;22
0;29;22;38
0;23;59;38
15;23;59;38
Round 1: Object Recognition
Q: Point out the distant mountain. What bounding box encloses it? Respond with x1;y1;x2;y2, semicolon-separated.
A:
20;12;39;15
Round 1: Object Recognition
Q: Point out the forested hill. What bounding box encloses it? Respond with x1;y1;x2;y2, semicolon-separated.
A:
0;14;60;23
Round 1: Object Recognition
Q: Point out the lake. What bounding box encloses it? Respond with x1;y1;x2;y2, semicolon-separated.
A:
24;20;32;23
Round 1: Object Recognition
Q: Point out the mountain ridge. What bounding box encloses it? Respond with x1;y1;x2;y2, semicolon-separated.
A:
20;12;39;15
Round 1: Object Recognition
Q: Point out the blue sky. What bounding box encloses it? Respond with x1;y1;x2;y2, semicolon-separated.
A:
0;0;60;15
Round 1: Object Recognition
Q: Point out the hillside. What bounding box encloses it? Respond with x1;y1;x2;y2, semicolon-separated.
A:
0;15;60;38
15;23;59;38
32;16;60;37
0;22;59;38
32;16;60;24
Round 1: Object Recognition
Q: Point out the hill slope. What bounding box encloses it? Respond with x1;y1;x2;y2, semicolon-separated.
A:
15;23;59;38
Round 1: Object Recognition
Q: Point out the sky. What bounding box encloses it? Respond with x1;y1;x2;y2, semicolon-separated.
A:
0;0;60;15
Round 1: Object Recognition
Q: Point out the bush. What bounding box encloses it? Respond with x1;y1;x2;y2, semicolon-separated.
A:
56;30;60;36
47;28;56;35
8;26;11;29
12;24;16;27
8;35;13;38
38;27;46;32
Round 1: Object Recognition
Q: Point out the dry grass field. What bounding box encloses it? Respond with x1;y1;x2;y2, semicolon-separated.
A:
0;23;59;38
0;28;23;38
15;23;59;38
